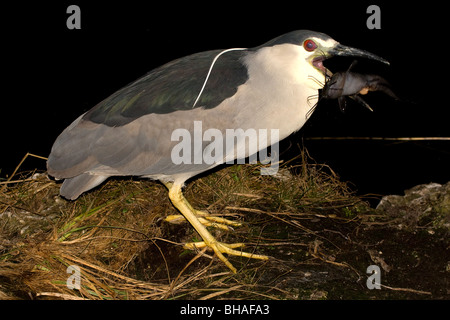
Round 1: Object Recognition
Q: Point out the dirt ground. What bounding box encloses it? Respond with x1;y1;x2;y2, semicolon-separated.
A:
152;201;449;300
0;160;448;300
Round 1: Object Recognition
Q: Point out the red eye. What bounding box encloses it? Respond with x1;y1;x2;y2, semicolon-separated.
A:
303;39;317;52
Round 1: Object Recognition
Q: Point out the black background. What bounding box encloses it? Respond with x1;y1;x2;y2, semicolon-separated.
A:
2;1;448;201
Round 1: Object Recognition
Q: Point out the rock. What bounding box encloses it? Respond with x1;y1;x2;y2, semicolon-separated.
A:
376;182;450;231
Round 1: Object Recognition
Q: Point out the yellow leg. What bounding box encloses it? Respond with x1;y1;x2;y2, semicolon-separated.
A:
165;210;242;231
166;182;268;273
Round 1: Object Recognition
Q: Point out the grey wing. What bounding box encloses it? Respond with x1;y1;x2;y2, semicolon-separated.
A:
83;49;249;126
47;112;177;199
47;49;249;185
47;113;170;178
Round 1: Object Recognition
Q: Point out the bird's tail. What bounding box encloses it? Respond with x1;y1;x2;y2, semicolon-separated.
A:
60;174;108;200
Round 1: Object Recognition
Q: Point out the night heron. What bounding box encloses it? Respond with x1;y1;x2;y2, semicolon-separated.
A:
47;30;389;273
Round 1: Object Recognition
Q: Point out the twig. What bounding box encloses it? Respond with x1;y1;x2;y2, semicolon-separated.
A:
4;153;47;183
199;285;243;300
59;253;168;292
380;284;432;295
0;178;36;185
36;292;87;300
165;247;209;298
232;193;263;199
225;206;266;214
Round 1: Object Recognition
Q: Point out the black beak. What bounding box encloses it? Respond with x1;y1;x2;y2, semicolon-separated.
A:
329;44;390;65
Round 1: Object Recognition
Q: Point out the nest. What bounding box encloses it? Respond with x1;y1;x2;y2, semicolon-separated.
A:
0;150;369;300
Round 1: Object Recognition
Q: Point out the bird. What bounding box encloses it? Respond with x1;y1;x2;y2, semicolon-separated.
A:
47;30;389;273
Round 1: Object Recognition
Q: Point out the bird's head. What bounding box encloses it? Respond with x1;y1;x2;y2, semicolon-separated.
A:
254;30;389;90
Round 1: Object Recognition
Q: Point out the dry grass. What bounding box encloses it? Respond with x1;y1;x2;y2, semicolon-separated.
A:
0;149;370;300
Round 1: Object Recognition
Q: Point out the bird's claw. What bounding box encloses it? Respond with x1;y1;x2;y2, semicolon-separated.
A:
165;210;242;231
184;241;269;273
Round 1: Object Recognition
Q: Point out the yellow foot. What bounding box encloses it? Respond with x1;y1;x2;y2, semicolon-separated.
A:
165;182;268;273
165;210;242;231
185;241;269;273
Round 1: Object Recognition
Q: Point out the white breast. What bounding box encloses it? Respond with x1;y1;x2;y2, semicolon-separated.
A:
231;44;324;141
